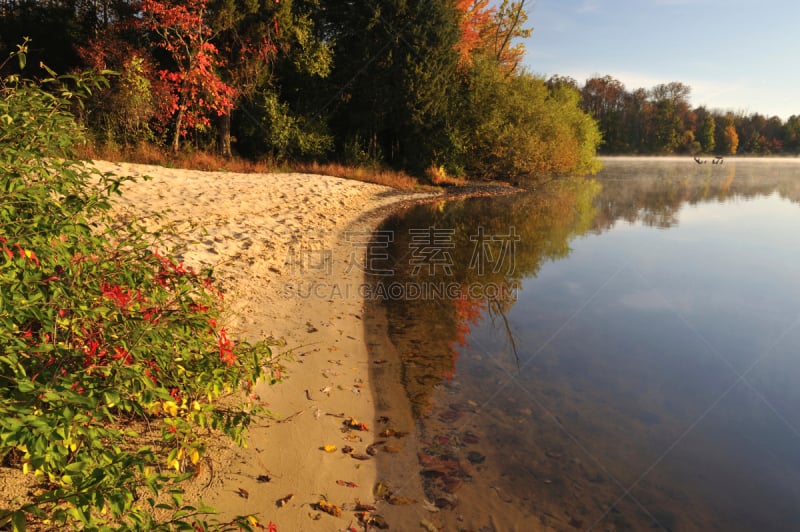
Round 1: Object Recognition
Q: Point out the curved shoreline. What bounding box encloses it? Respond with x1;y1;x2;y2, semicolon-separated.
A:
94;160;433;530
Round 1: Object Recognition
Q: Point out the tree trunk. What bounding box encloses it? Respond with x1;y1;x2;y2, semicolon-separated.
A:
218;113;232;158
172;107;184;154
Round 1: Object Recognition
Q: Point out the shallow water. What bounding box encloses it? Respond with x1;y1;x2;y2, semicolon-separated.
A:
369;158;800;531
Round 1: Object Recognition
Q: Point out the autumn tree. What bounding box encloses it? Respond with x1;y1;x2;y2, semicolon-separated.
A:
715;112;739;155
453;0;493;66
581;76;627;152
139;0;236;153
481;0;531;75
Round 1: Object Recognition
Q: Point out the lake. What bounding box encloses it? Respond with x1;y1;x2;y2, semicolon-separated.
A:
367;158;800;531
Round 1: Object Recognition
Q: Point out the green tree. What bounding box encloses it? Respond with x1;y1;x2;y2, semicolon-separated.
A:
648;82;691;153
208;0;333;158
319;0;462;172
456;57;600;183
696;107;716;153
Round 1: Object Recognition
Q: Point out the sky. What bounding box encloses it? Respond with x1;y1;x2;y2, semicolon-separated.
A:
523;0;800;120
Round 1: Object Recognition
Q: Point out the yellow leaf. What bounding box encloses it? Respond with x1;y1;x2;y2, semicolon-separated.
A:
163;401;178;416
323;445;337;453
189;448;200;465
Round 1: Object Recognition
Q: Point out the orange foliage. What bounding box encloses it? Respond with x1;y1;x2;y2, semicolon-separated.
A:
454;0;494;66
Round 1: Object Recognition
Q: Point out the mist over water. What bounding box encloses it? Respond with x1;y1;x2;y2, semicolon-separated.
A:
371;158;800;531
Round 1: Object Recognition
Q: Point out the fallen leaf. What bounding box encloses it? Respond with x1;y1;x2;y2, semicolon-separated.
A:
277;493;294;507
354;500;376;512
351;453;371;461
336;479;358;488
389;495;416;505
316;499;342;517
342;445;354;454
256;474;271;483
367;514;389;529
374;480;393;499
322;444;337;453
422;499;439;513
345;417;368;431
236;488;249;499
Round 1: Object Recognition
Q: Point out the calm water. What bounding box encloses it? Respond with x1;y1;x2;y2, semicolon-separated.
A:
369;158;800;531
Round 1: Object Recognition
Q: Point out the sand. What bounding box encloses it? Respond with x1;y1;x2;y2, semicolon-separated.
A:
91;161;435;531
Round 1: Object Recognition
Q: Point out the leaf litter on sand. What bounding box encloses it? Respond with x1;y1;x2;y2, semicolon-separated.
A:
374;480;417;506
276;493;294;508
344;417;369;431
315;498;343;517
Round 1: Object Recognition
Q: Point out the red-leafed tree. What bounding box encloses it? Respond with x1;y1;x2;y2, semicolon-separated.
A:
454;0;494;66
454;0;531;75
139;0;236;153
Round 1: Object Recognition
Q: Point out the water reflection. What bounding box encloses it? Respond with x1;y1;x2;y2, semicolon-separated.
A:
368;159;800;531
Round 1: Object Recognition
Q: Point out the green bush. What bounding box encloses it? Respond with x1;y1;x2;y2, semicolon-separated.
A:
0;49;276;531
456;57;601;184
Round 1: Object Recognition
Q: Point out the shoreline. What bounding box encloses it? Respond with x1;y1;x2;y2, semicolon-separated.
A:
93;160;435;530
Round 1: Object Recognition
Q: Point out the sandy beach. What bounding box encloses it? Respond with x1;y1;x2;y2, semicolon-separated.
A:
93;161;434;531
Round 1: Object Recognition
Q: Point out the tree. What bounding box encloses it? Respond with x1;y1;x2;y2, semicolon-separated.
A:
207;0;333;158
695;107;716;153
581;76;626;152
478;0;532;75
454;0;494;66
139;0;236;153
456;57;600;182
715;112;739;155
320;0;462;172
648;82;691;153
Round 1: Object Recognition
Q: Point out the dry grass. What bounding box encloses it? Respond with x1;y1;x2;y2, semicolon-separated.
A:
425;164;468;187
292;161;423;191
78;142;276;174
78;143;426;190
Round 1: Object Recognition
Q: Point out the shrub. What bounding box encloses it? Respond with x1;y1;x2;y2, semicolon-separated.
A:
0;48;276;530
456;56;601;184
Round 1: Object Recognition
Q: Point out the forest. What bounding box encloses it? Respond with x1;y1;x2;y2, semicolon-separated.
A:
572;75;800;156
2;2;794;184
0;0;601;184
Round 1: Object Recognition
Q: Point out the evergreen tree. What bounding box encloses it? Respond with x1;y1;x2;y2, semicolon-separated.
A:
319;0;462;172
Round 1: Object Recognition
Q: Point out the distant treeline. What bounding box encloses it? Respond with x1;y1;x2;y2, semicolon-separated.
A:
0;0;601;183
554;75;800;156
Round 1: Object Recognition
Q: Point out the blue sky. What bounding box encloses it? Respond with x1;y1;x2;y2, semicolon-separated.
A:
523;0;800;120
